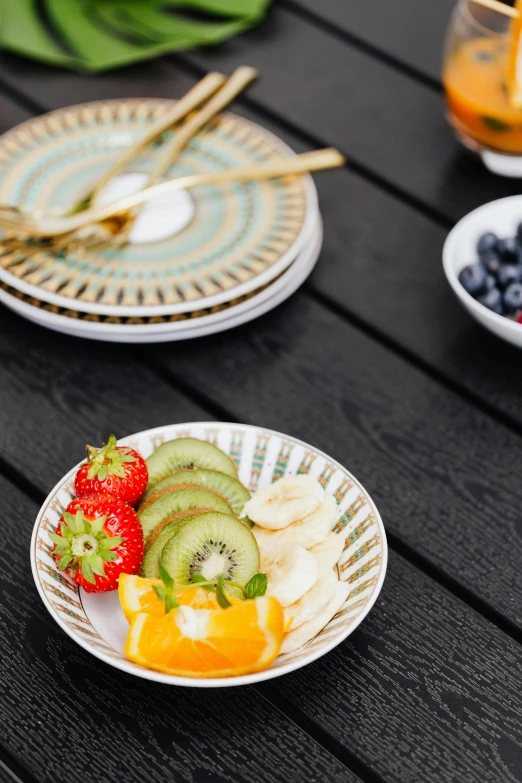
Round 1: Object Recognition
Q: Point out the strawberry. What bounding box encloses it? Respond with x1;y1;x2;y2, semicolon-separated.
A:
50;496;144;593
75;434;148;506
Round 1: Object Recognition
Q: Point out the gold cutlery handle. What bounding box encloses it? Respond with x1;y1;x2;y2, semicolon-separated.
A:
146;66;259;186
33;148;345;237
80;71;227;209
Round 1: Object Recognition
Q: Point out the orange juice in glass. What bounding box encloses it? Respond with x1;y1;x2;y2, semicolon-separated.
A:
443;0;522;175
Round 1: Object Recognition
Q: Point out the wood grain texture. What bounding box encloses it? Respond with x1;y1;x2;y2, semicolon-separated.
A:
1;25;520;225
1;60;522;433
262;550;522;783
0;474;359;783
281;0;454;83
0;308;207;490
179;6;522;223
146;294;522;628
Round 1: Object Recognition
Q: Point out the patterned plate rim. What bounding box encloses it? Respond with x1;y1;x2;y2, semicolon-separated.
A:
30;422;388;687
0;99;318;317
0;216;321;333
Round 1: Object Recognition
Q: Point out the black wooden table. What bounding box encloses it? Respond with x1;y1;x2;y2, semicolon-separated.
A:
3;2;522;782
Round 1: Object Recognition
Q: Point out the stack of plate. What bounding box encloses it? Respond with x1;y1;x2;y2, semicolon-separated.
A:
0;99;322;343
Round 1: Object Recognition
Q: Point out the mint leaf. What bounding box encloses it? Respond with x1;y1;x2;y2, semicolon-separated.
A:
481;116;511;132
246;573;268;598
165;592;179;613
216;576;231;608
159;563;174;589
153;584;167;602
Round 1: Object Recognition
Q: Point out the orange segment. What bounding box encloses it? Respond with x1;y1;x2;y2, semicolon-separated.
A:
118;573;226;621
125;596;284;678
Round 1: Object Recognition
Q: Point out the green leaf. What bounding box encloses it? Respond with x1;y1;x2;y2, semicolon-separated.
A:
89;516;106;536
153;584;167;602
49;532;65;546
100;550;118;563
87;554;106;578
165;592;180;613
98;466;109;482
0;0;80;68
57;554;73;570
80;559;96;585
159;563;174;589
67;510;87;535
102;536;124;550
481;116;511;132
216;576;231;608
246;573;268;598
0;0;273;73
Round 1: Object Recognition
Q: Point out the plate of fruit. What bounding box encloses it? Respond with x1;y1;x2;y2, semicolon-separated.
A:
31;423;387;687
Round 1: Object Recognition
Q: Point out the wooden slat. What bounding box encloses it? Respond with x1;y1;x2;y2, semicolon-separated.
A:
145;293;522;630
177;8;522;224
0;474;357;783
281;0;454;83
1;29;520;225
1;65;522;434
261;550;522;783
0;308;208;488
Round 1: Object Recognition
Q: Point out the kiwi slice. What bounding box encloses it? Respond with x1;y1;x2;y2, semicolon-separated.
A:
160;511;259;592
141;518;187;579
146;438;237;489
138;488;232;544
140;468;250;517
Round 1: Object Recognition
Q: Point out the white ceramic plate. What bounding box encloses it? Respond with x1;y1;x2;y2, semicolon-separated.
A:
443;194;522;348
31;422;387;687
3;220;322;342
0;99;317;316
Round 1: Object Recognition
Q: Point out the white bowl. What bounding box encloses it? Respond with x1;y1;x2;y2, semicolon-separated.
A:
31;422;387;688
443;195;522;348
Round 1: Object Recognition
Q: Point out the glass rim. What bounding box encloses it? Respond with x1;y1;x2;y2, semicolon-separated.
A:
458;0;510;38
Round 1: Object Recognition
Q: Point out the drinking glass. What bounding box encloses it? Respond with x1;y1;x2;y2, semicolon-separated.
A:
442;0;522;176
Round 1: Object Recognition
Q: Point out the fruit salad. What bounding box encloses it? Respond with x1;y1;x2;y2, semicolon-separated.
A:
51;435;346;679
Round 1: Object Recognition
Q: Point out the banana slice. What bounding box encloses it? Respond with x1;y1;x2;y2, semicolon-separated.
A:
253;494;337;550
243;474;324;529
284;564;339;631
260;540;318;607
281;580;350;655
309;532;345;570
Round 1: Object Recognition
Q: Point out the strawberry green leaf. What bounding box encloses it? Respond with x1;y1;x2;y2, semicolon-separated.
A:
81;559;96;585
102;536;124;550
88;555;107;577
89;517;107;536
99;550;118;563
58;554;73;570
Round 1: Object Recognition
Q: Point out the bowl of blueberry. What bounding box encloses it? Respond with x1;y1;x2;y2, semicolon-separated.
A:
443;195;522;348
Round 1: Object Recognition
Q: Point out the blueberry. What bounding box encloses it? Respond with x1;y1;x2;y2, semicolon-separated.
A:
477;287;503;314
497;236;518;261
458;263;487;295
485;274;497;291
516;221;522;245
480;250;502;275
497;263;522;288
503;282;522;312
477;231;498;256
